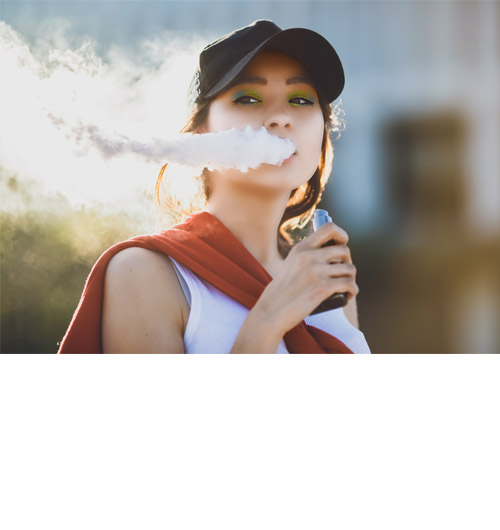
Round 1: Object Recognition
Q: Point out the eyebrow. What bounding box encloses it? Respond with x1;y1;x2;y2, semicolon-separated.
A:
228;75;315;88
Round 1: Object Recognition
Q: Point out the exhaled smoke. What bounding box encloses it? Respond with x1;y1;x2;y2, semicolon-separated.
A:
53;118;296;172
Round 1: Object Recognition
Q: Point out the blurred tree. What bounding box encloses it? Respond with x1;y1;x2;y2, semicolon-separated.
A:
1;175;140;353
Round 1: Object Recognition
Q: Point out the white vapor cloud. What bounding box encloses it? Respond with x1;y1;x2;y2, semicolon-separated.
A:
0;20;206;215
51;119;295;172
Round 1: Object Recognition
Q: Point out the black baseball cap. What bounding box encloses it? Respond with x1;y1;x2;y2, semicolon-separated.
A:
195;19;345;104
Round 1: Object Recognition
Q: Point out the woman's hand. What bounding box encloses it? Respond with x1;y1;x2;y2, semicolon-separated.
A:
254;222;359;337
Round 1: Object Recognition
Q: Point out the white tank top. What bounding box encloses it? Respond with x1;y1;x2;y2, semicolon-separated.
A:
169;257;371;354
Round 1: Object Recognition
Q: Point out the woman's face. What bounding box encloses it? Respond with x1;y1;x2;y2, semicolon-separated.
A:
200;50;325;194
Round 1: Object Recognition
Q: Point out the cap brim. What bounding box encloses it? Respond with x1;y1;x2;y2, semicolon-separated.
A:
205;27;344;103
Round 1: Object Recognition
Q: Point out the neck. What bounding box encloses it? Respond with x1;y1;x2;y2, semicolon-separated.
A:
206;187;290;275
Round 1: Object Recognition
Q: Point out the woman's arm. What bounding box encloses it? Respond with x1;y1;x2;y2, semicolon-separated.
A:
231;222;359;353
230;301;284;353
102;247;188;353
231;294;360;353
343;297;359;329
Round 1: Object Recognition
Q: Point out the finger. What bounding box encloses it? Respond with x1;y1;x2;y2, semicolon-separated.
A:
327;262;357;278
304;222;349;249
323;276;359;301
316;244;352;265
317;262;356;279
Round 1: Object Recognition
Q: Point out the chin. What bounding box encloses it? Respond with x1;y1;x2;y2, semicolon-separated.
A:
242;165;311;191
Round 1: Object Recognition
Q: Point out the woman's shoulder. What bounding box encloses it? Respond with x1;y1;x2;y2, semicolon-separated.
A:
104;246;187;307
106;246;172;274
102;246;189;353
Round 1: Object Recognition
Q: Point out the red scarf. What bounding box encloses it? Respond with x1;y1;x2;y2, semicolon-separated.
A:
58;212;352;353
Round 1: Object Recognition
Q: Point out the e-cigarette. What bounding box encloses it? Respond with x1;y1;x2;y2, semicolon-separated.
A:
309;209;348;315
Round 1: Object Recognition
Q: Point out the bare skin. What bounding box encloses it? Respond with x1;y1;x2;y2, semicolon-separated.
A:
102;50;359;353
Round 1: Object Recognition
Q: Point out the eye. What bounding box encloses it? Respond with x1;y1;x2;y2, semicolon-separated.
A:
288;95;315;107
233;95;262;105
232;89;262;105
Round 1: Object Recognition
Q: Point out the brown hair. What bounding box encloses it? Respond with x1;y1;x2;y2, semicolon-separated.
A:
155;73;343;257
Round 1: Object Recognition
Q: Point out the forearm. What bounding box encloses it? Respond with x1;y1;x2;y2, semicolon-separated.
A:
230;306;284;353
343;296;359;329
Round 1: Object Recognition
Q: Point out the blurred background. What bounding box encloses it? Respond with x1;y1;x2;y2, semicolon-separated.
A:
1;0;499;353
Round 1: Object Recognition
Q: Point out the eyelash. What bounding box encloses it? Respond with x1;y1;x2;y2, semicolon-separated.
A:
232;94;315;106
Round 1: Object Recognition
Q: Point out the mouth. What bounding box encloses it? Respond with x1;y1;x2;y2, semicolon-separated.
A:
283;151;297;163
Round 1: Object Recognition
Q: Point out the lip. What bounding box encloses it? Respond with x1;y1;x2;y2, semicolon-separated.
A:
283;151;297;163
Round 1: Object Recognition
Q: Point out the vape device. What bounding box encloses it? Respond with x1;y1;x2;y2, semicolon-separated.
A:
309;209;348;315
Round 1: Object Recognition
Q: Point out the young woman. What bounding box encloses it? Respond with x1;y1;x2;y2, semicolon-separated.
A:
58;20;371;354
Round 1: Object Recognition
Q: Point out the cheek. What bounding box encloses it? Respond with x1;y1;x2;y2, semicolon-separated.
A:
302;112;325;161
205;101;225;132
312;112;326;148
205;100;233;132
205;99;251;132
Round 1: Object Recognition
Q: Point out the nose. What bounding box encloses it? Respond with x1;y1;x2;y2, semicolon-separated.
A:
264;104;292;131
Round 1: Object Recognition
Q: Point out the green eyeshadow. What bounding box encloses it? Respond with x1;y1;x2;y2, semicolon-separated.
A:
287;90;316;105
232;89;263;103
